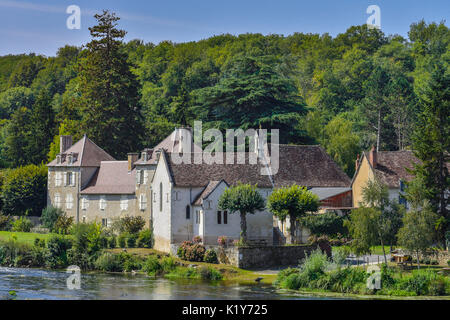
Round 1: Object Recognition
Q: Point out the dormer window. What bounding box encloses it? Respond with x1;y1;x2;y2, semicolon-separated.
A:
68;154;73;164
142;151;148;162
56;155;61;164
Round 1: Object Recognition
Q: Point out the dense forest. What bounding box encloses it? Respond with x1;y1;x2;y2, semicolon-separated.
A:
0;11;448;179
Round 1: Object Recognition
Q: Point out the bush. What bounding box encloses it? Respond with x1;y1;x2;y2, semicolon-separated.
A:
94;252;123;272
112;216;146;235
137;229;152;248
11;217;33;232
45;235;72;268
41;206;64;231
108;236;117;249
198;266;223;280
0;214;11;231
143;255;162;275
126;234;137;248
118;252;142;272
117;233;127;248
34;238;46;248
0;240;44;267
160;256;177;273
177;241;206;262
53;214;73;235
300;250;330;281
193;236;202;243
300;212;348;237
204;249;218;264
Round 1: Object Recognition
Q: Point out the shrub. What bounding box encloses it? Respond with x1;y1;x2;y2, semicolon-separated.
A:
117;233;127;248
198;266;223;280
217;236;227;246
300;212;348;237
0;214;11;231
53;214;73;235
204;249;218;264
143;255;162;275
11;217;33;232
41;206;64;231
185;243;206;262
428;278;447;296
160;256;177;273
33;238;46;248
300;250;330;281
45;235;72;268
126;234;137;248
112;216;146;234
108;236;117;249
118;252;142;272
177;241;193;260
94;252;123;272
193;236;202;243
137;229;152;248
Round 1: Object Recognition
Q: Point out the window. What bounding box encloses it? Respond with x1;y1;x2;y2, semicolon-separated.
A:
54;193;61;208
195;210;200;224
55;172;62;187
143;170;148;185
120;196;128;211
159;183;163;212
175;191;182;201
223;211;228;224
66;194;73;209
136;170;142;185
82;216;86;223
400;180;405;192
186;205;190;220
102;218;108;227
139;194;147;211
99;197;106;210
217;211;222;224
205;200;212;210
81;197;89;210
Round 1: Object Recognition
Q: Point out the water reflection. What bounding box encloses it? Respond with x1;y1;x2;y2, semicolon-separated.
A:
0;267;337;300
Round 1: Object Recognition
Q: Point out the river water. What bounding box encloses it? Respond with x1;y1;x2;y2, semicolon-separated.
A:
0;267;340;300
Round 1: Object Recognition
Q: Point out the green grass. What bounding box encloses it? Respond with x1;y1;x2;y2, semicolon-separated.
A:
0;231;58;245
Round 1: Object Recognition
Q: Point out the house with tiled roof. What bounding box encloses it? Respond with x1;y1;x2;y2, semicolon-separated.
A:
47;128;352;253
352;147;420;209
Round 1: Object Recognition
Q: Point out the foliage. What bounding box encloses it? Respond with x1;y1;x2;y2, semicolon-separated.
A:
0;214;11;231
41;206;64;231
268;185;319;244
0;164;47;216
45;235;72;268
11;217;33;232
397;203;440;266
218;183;265;243
53;213;73;235
177;240;206;262
112;216;146;235
300;212;348;238
204;249;218;264
137;229;153;248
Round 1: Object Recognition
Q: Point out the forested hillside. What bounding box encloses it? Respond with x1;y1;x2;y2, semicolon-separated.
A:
0;11;448;177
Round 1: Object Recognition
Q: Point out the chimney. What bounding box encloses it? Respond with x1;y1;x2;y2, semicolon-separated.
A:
60;135;72;154
127;153;139;172
355;154;360;171
368;146;377;168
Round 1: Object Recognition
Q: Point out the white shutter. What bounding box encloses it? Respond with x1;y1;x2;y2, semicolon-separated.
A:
139;194;147;211
63;172;67;186
71;172;76;186
143;170;148;184
136;170;141;185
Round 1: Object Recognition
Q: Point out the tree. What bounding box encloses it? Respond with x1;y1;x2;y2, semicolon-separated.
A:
411;62;449;247
193;54;309;144
218;183;265;244
41;206;65;232
267;185;319;244
348;179;404;264
28;89;55;164
0;164;47;216
0;87;35;119
74;10;143;158
3;107;32;166
397;203;439;269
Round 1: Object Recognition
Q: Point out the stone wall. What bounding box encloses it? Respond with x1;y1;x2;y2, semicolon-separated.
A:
217;245;317;269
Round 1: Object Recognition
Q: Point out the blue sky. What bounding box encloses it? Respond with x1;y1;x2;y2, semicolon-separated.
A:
0;0;448;56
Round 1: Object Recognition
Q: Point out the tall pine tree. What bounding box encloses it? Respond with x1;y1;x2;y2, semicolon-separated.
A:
76;10;142;158
411;62;449;246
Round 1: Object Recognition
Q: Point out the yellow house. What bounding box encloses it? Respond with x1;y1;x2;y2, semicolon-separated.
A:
352;147;418;209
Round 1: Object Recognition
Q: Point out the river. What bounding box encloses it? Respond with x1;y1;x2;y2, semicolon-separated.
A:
0;267;342;300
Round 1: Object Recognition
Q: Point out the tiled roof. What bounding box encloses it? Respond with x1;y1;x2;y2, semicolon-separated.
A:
271;145;351;188
371;151;418;188
47;135;115;167
192;180;227;206
154;130;203;154
164;145;351;189
81;161;136;195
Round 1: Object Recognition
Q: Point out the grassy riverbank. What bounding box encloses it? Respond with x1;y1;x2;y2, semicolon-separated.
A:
0;231;61;246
